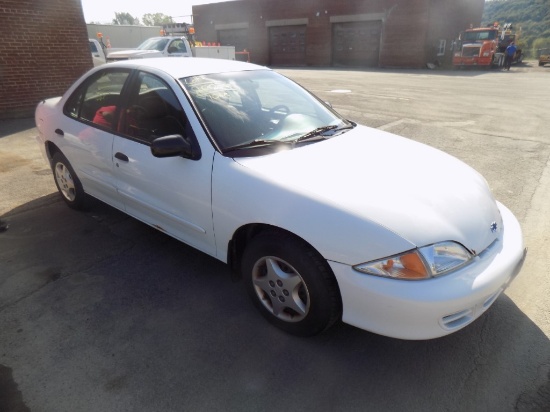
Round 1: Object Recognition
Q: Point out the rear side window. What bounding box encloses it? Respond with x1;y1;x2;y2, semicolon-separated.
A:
64;69;131;131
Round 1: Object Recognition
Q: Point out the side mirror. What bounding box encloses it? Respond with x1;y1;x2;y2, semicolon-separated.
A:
167;46;178;54
151;134;195;159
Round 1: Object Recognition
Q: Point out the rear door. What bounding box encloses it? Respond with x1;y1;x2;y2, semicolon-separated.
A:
59;68;132;209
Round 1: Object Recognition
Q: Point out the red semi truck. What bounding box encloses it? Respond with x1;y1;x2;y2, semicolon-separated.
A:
452;23;523;69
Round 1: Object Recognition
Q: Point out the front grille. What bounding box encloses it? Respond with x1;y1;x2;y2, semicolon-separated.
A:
462;47;481;57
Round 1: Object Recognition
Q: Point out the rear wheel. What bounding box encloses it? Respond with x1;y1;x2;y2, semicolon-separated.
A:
51;152;86;210
242;232;341;336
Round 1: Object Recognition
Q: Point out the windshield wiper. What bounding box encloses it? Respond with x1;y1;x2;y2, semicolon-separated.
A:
291;124;355;144
222;123;356;153
222;138;293;153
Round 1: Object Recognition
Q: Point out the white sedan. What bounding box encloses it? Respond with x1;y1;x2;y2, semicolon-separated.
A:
35;58;526;339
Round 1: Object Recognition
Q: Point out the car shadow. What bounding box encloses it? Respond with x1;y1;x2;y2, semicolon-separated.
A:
0;195;548;411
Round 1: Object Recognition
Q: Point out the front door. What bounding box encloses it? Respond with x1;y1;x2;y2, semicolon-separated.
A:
113;70;216;256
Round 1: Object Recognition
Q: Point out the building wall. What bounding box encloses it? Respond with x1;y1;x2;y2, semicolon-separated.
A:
192;0;484;68
425;0;485;65
0;0;92;119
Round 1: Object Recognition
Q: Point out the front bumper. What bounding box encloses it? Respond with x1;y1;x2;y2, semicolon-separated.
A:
452;56;493;66
329;202;526;340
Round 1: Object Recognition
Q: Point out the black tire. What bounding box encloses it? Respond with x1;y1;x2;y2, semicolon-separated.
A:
242;231;341;336
51;152;86;210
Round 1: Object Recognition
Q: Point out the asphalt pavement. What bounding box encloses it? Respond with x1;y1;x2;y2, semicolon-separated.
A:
1;62;549;412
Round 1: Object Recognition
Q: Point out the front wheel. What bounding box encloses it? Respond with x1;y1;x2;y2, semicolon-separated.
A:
242;232;341;336
51;152;86;210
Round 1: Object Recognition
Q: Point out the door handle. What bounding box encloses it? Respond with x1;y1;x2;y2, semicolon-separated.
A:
55;128;64;136
114;152;129;162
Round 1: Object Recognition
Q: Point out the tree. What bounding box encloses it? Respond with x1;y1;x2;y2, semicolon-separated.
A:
483;0;550;58
142;13;174;26
112;12;140;25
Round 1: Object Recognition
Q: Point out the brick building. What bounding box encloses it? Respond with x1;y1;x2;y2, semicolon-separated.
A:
192;0;485;68
0;0;91;119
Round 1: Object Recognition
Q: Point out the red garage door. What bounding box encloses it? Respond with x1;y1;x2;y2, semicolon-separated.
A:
269;25;307;66
332;21;382;67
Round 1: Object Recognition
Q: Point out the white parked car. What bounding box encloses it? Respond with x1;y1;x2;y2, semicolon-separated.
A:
35;58;526;339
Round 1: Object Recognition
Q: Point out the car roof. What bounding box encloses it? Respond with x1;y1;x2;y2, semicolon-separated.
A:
106;57;269;78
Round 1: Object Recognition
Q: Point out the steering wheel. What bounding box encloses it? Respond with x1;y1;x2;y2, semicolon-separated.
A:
269;105;290;118
262;105;291;136
129;105;147;119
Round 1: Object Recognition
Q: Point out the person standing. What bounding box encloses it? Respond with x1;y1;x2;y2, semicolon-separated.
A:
505;41;517;70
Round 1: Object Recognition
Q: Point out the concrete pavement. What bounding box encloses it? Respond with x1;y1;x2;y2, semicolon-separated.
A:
1;63;549;411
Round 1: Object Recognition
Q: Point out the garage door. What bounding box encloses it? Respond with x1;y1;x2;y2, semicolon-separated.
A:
218;28;248;52
332;21;382;67
269;25;307;66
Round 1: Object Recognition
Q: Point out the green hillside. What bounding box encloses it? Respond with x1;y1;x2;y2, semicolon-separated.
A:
483;0;550;57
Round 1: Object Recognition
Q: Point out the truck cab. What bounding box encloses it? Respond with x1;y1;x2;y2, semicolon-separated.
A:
452;28;499;67
89;39;107;66
452;24;523;68
106;36;192;62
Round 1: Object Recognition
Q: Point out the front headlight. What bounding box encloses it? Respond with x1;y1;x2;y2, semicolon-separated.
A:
353;241;473;280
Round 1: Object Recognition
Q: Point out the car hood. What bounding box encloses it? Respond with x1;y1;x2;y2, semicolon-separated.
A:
235;125;502;254
107;49;158;58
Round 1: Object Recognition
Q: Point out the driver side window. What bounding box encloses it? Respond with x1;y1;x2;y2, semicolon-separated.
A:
121;72;188;143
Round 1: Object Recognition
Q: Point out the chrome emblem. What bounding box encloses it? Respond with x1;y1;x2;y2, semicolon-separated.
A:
490;222;498;233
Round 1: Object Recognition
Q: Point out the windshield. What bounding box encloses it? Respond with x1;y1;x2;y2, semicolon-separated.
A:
462;30;497;42
181;70;351;153
137;37;169;51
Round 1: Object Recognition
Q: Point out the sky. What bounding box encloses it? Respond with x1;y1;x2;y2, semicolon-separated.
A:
80;0;232;24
